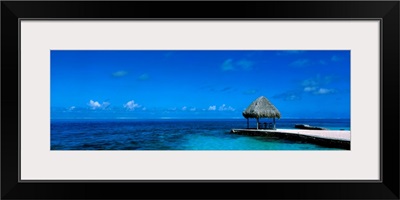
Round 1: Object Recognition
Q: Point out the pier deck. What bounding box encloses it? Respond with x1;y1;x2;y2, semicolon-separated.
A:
230;129;350;150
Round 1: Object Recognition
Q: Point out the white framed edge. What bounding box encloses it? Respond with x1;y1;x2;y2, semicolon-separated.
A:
19;20;380;181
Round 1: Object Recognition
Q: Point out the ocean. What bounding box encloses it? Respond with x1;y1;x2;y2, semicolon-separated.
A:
51;119;350;150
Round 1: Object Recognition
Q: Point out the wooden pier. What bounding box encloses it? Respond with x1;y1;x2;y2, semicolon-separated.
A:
230;129;351;150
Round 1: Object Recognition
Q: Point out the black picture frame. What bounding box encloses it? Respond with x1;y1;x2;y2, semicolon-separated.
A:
2;1;399;199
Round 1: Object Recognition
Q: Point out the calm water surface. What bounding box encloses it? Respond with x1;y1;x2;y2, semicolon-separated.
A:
51;119;350;150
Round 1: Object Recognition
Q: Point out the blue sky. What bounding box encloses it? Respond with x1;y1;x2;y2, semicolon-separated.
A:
51;50;350;119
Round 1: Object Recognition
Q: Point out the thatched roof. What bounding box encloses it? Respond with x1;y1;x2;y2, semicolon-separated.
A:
242;96;281;119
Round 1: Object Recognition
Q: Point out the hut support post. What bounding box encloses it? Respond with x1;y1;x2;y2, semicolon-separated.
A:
246;118;249;129
273;117;276;129
256;118;260;129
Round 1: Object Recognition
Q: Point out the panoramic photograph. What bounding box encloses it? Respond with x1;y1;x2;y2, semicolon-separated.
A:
51;50;350;150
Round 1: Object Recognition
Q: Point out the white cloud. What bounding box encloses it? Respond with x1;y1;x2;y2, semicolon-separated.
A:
302;75;334;88
287;95;300;101
68;106;76;111
304;86;335;95
208;105;216;111
243;89;257;95
237;59;254;70
138;73;150;80
290;59;310;67
221;59;235;71
182;106;187;111
124;100;141;110
88;100;101;110
314;88;335;95
112;70;128;77
222;59;255;71
88;100;111;110
276;50;304;56
102;102;111;109
219;104;235;111
302;79;319;87
190;107;196;111
331;55;342;61
304;87;317;92
273;92;302;101
301;76;336;95
142;107;147;111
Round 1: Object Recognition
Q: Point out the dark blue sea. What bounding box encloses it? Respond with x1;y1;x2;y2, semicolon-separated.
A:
51;119;350;150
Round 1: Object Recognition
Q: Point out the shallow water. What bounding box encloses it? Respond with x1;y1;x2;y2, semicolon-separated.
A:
51;119;350;150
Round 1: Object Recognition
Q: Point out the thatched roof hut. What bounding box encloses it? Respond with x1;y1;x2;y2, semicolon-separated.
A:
242;96;281;129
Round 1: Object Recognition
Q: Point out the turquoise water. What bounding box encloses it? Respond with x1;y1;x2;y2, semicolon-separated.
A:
51;119;350;150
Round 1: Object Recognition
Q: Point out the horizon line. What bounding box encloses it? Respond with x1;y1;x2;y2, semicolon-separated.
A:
51;117;351;120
